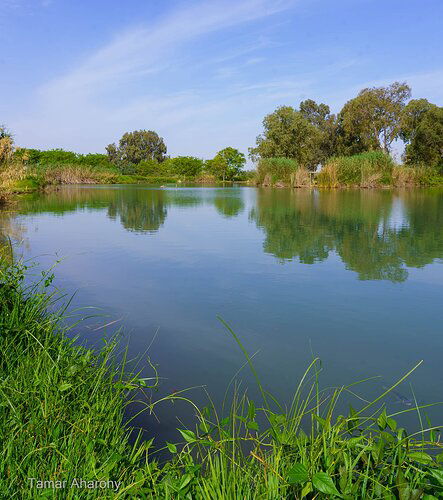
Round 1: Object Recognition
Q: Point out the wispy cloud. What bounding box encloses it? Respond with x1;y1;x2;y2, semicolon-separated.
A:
13;0;297;154
8;0;443;159
41;0;295;98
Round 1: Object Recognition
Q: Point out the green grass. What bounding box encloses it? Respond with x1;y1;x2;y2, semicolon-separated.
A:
1;259;443;498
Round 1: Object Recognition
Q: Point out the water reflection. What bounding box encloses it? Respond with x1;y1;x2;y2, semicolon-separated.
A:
107;189;167;233
214;193;245;218
3;186;443;283
13;186;244;233
250;188;443;282
0;210;28;263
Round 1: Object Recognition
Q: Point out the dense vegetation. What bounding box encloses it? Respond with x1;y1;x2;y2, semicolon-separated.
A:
250;82;443;187
0;127;251;200
1;257;442;498
1;80;443;199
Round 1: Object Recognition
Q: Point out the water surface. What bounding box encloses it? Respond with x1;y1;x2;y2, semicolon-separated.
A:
2;185;442;441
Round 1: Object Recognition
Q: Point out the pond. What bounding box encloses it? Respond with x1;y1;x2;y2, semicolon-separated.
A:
2;185;442;443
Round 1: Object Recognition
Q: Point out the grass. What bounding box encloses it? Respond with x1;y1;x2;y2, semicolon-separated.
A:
1;257;443;498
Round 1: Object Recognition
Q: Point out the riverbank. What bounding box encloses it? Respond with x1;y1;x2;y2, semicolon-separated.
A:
1;258;442;498
0;162;236;204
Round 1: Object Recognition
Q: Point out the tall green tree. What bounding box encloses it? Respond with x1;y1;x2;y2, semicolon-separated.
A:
249;106;322;169
299;99;330;128
338;82;411;154
299;99;338;163
207;147;246;181
106;130;167;165
399;98;437;143
402;105;443;168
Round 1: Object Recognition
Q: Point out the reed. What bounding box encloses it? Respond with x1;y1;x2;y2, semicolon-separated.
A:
317;151;394;188
255;157;300;186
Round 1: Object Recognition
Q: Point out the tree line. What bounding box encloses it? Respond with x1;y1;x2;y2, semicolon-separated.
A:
1;80;442;183
250;81;442;170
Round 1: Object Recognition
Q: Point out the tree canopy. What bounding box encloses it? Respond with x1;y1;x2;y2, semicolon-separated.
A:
249;106;322;169
402;104;443;168
337;82;411;154
107;130;167;166
207;147;246;181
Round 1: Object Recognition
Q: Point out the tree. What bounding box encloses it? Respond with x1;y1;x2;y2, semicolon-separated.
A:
249;106;322;169
299;99;338;163
399;99;437;143
299;99;330;128
168;156;204;177
106;130;167;166
207;147;246;181
338;82;411;154
403;105;443;168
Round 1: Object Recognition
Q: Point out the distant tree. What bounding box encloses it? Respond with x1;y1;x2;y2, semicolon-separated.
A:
338;82;411;154
136;159;162;176
249;106;322;169
299;99;330;127
399;98;437;143
37;149;79;164
107;130;167;166
402;105;443;168
299;99;338;163
78;153;111;167
0;126;14;164
207;147;246;181
105;143;120;164
168;156;204;177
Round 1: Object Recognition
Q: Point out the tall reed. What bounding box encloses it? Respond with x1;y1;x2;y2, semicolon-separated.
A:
317;151;394;188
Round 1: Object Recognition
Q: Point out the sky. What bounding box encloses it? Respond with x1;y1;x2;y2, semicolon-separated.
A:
1;0;442;159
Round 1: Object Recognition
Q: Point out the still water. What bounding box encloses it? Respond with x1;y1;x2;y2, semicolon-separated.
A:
2;185;442;441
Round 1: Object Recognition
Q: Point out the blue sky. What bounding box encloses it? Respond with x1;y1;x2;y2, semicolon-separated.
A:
1;0;442;159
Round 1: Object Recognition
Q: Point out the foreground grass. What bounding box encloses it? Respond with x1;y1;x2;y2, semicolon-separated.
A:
1;260;443;498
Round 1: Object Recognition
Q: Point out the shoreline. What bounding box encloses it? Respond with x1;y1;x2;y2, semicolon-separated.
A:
1;258;442;497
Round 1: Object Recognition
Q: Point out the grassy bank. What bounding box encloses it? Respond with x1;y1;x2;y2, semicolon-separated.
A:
254;152;443;188
0;161;151;196
0;161;239;202
1;259;443;498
